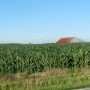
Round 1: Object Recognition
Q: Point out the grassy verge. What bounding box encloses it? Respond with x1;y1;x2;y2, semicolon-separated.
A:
0;68;90;90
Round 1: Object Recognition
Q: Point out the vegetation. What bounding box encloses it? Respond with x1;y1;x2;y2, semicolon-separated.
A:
0;43;90;74
0;43;90;90
0;68;90;90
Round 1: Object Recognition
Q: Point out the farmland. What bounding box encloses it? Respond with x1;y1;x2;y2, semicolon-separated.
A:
0;43;90;74
0;43;90;90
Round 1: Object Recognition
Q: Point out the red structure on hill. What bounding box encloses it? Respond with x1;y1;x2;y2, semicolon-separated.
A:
57;37;84;44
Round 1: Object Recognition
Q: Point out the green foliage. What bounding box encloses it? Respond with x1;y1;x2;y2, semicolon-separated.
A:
0;43;90;74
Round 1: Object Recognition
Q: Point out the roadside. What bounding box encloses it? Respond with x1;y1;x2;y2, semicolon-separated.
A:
75;88;90;90
0;68;90;90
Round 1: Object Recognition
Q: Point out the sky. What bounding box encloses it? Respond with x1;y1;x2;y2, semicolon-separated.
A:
0;0;90;43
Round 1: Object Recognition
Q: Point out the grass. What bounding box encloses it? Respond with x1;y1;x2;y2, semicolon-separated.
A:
0;68;90;90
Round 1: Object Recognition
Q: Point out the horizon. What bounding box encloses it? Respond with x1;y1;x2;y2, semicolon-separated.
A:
0;0;90;44
0;36;89;44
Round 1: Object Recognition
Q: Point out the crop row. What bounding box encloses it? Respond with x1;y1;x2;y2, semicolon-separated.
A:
0;43;90;74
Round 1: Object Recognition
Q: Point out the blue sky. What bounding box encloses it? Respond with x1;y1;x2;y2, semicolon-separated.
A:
0;0;90;43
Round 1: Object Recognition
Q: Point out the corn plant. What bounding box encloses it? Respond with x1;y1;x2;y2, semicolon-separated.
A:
0;43;90;74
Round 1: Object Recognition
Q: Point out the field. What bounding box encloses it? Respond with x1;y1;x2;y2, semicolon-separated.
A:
0;43;90;90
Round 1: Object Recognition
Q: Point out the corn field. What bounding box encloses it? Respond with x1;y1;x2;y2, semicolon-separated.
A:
0;43;90;74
